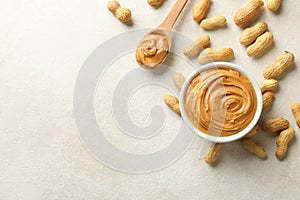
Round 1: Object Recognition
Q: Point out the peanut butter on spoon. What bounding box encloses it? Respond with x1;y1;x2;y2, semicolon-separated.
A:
136;31;169;69
136;0;188;69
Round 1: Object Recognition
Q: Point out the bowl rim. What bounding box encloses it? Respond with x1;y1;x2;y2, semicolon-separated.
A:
179;62;263;143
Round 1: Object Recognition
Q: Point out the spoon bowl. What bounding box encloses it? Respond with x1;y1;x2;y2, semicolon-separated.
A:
136;0;188;69
136;29;171;69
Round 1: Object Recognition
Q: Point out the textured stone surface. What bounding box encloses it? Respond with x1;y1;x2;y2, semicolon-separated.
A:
0;0;299;199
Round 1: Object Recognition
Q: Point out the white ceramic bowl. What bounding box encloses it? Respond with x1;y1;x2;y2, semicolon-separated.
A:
179;62;263;143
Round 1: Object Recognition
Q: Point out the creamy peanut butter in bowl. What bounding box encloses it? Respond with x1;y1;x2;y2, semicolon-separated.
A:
179;62;263;143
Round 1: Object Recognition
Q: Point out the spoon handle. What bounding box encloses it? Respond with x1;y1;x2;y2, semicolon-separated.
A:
159;0;189;30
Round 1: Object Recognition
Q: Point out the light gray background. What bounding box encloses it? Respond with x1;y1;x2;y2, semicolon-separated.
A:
1;0;300;199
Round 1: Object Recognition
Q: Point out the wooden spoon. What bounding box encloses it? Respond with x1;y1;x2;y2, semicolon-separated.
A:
136;0;189;69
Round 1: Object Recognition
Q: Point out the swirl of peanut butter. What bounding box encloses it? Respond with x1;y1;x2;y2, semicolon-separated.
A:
184;68;257;137
136;33;169;69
